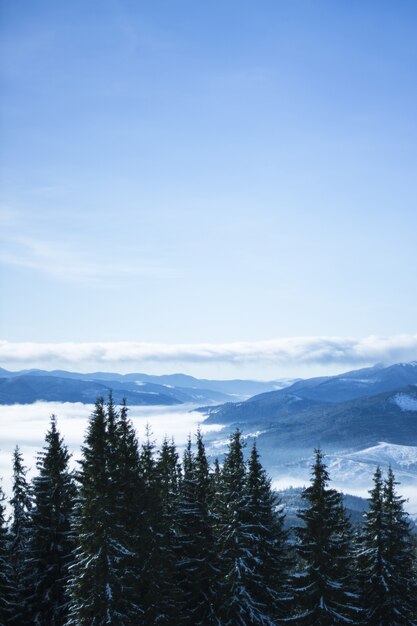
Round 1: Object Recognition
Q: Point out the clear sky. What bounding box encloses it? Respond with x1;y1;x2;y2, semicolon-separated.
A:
1;1;417;379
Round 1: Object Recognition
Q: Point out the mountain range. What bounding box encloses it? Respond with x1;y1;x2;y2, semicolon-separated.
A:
200;362;417;463
0;367;290;406
4;361;417;513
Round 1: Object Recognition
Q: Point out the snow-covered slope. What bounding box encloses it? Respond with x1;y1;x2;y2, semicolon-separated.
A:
270;442;417;515
392;392;417;412
343;441;417;469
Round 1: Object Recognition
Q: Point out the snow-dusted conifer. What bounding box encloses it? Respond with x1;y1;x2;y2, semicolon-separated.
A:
176;431;219;625
139;431;179;624
9;446;33;625
217;430;275;626
0;485;12;626
293;449;360;625
246;442;291;622
359;466;416;625
31;415;76;626
67;396;138;625
137;426;161;621
382;467;417;622
66;398;111;625
357;466;389;625
111;400;145;621
105;394;145;623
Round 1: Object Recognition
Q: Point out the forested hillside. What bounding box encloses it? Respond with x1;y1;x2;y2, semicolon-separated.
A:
1;397;416;625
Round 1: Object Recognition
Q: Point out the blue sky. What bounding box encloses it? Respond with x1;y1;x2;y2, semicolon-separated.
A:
1;0;417;378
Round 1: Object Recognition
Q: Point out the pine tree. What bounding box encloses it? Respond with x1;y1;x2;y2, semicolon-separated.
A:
111;400;145;622
153;437;182;623
66;398;110;625
31;415;77;626
246;442;291;622
9;446;33;626
209;456;223;521
293;449;360;625
66;396;138;625
176;431;219;625
0;484;12;626
211;457;222;494
217;430;275;626
383;467;417;623
194;429;220;621
138;430;180;624
137;426;162;623
358;466;389;625
359;466;417;625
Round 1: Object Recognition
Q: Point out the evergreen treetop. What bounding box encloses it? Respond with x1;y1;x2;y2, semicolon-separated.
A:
294;449;360;625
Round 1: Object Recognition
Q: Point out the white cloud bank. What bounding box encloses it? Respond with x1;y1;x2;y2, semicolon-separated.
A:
1;334;417;368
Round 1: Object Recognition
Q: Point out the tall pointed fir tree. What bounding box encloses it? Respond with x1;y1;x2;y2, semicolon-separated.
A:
67;396;141;625
246;442;291;623
194;429;220;619
30;415;77;626
111;400;146;621
357;466;388;626
358;466;416;625
0;484;12;626
66;397;110;625
217;430;276;626
382;467;417;623
154;436;182;623
9;446;33;626
105;393;143;622
293;449;360;625
175;431;219;625
138;430;180;624
138;426;163;623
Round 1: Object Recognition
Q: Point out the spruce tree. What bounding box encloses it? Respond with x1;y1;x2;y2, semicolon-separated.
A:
66;398;109;625
139;430;179;624
138;426;162;623
383;467;417;623
175;431;219;625
194;429;220;621
293;449;359;625
209;456;223;520
111;400;145;622
358;466;389;625
67;396;137;625
246;442;291;622
217;430;275;626
31;415;77;626
0;484;12;626
153;437;182;623
9;446;33;626
359;466;417;625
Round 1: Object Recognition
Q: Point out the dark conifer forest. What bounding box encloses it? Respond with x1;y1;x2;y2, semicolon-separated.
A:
1;396;417;625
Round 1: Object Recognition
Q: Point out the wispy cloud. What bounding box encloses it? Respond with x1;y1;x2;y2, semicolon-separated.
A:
0;233;170;283
1;335;417;367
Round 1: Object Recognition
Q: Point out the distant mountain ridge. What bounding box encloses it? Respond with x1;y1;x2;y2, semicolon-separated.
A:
203;362;417;422
200;362;417;462
0;375;183;406
280;362;417;403
0;367;291;406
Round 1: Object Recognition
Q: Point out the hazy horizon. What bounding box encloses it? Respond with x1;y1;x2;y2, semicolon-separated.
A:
0;356;410;383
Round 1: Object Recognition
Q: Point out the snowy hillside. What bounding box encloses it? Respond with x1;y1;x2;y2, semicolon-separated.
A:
270;442;417;515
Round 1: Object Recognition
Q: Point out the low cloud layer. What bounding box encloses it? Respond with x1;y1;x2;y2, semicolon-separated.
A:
1;335;417;368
